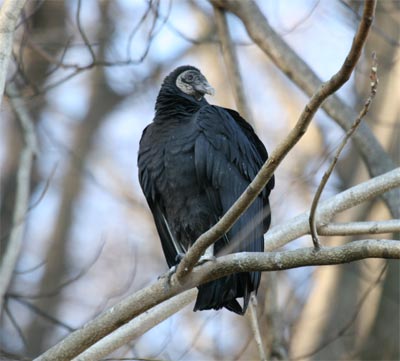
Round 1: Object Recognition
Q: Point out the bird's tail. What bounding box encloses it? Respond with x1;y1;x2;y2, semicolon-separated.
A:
193;272;257;315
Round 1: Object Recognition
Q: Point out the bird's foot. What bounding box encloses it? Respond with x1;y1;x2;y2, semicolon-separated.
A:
175;252;185;263
158;265;177;285
197;254;217;265
197;244;216;265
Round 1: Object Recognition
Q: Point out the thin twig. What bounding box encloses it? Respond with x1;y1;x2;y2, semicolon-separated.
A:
248;295;267;361
9;295;75;332
76;0;96;64
4;300;28;348
309;52;379;248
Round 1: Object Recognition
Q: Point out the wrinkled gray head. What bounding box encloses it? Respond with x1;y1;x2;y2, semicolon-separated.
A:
175;67;215;101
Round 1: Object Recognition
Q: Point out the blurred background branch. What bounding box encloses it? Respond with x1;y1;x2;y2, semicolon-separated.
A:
0;83;37;316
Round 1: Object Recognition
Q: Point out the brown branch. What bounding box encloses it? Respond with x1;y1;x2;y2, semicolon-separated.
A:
36;239;400;361
175;0;376;280
309;52;379;249
210;0;399;217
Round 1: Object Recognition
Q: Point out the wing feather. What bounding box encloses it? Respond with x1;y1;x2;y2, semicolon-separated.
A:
194;105;270;256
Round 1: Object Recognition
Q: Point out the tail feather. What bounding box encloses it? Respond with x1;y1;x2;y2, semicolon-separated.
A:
193;272;257;315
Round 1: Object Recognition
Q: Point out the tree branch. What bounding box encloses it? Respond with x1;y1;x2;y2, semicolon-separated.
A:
175;0;376;280
71;290;197;361
210;0;399;217
318;220;400;236
38;239;400;361
0;83;37;315
248;295;267;361
0;0;26;108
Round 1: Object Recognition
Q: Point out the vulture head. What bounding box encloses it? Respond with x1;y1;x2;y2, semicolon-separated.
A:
161;65;215;102
175;67;215;101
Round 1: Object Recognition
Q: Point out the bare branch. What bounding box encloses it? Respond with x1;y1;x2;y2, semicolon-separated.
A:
175;0;376;280
309;52;379;249
247;295;267;361
71;290;196;361
35;239;399;361
318;220;400;236
0;83;37;315
0;0;26;107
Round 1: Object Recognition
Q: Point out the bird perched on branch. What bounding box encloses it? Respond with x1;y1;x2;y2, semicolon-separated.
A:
138;65;274;315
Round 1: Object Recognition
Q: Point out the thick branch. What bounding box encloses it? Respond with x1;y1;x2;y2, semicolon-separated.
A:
0;0;26;108
38;239;399;361
210;0;399;217
175;0;376;279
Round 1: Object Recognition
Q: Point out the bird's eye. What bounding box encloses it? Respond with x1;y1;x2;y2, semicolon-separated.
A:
186;74;194;81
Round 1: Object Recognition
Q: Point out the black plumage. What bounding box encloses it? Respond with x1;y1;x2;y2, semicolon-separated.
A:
138;65;274;315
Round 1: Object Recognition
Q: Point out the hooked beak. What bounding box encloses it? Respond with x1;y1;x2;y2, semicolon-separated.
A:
194;79;215;96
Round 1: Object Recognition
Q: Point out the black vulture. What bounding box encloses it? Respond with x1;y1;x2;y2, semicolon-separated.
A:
138;65;274;315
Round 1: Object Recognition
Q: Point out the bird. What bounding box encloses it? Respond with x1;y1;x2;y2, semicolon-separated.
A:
138;65;274;315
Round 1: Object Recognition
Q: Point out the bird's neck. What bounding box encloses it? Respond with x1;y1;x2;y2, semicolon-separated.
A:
154;91;206;122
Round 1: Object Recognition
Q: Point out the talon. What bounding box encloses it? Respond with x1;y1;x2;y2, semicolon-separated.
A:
175;252;185;263
158;265;177;284
197;254;217;265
